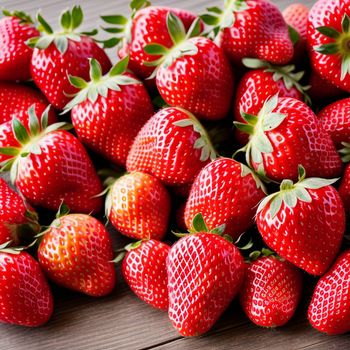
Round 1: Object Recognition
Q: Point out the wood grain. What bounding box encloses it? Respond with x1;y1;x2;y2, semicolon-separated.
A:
2;0;349;349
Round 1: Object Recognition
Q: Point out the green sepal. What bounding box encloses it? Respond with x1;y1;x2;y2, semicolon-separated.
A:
0;147;20;156
314;43;339;55
37;12;53;34
316;26;340;39
100;14;128;25
2;9;34;24
339;142;350;162
56;201;70;219
191;213;208;232
28;106;40;136
112;251;126;264
167;11;187;45
109;55;129;76
144;44;169;56
12;118;30;145
288;25;300;45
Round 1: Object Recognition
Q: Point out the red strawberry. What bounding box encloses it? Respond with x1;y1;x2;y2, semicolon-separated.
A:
318;97;350;149
28;6;111;110
126;107;216;186
38;211;116;297
0;246;53;327
0;107;103;214
239;252;303;327
0;178;39;245
0;10;39;81
234;94;342;182
144;12;234;121
184;158;266;240
308;250;350;335
308;0;350;92
106;172;171;241
256;167;345;275
167;216;245;336
122;239;170;310
202;0;293;66
64;57;153;167
338;159;350;215
234;58;310;145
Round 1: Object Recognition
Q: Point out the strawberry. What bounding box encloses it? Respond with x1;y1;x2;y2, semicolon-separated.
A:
38;210;116;297
234;58;310;145
184;158;266;240
121;239;170;310
0;10;39;81
338;158;350;215
318;97;350;149
239;252;303;327
106;171;171;241
28;6;111;110
308;250;350;335
144;12;234;121
0;178;39;245
308;0;350;92
126;107;216;186
0;107;103;214
0;245;53;327
64;57;154;167
167;215;245;336
234;94;342;182
202;0;294;66
256;167;345;275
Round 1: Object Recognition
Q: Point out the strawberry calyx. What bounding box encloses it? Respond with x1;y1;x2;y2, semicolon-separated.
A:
112;240;143;264
339;142;350;162
2;9;34;24
315;14;350;81
247;248;276;263
0;239;37;255
240;162;267;193
256;165;338;219
63;56;140;112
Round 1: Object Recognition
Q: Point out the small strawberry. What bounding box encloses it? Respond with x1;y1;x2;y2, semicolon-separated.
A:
64;56;154;167
184;158;266;240
37;210;116;297
239;251;303;327
126;107;216;186
106;171;171;241
28;6;111;110
202;0;294;66
0;107;103;214
234;94;342;182
121;239;170;310
144;12;234;121
256;166;345;275
0;244;53;327
0;10;39;81
167;214;245;336
308;249;350;335
308;0;350;92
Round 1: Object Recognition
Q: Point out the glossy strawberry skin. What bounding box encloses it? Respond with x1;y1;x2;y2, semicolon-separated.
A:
219;0;293;66
31;36;111;110
38;214;116;297
256;185;345;275
71;73;153;167
339;164;350;215
0;251;53;327
0;16;39;81
308;250;350;335
16;130;103;214
122;240;170;310
109;172;171;240
239;257;303;327
156;37;234;121
167;233;245;336
185;158;266;240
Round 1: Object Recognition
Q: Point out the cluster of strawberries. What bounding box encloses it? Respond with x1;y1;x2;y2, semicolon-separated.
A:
1;0;350;338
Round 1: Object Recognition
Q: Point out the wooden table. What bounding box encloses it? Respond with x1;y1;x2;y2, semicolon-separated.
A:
2;0;350;349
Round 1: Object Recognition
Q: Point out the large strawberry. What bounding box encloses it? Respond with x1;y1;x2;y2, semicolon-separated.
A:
28;6;111;110
167;215;245;336
0;10;39;81
144;12;234;121
38;211;116;297
106;171;171;241
64;57;154;167
184;158;266;240
256;167;345;275
234;94;342;182
308;250;350;335
126;107;216;186
0;245;53;327
202;0;294;66
308;0;350;92
121;239;170;310
0;107;103;213
239;252;303;327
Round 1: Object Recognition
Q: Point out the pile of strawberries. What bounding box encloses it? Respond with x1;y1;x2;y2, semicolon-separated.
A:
1;0;350;338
